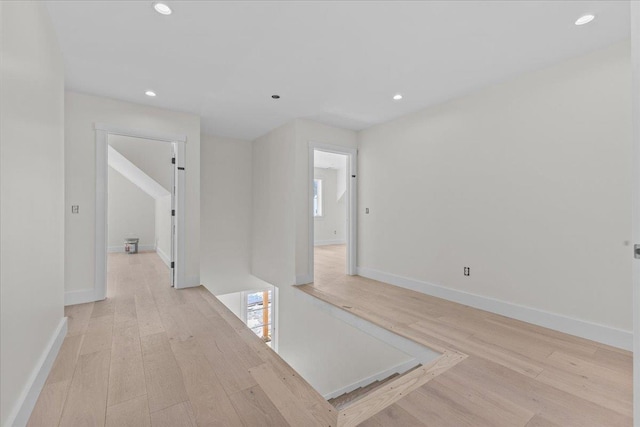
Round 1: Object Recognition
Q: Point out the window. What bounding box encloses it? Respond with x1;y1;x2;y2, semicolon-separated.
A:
245;289;272;346
313;178;323;217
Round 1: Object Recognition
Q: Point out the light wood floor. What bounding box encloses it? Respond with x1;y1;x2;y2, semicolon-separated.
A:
304;244;633;427
28;252;335;427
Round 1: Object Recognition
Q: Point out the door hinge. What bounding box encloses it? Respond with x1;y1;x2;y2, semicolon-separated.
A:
171;157;175;164
171;209;175;216
635;244;640;259
171;262;175;268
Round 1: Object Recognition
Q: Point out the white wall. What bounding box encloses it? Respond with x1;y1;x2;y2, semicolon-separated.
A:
294;119;358;281
200;134;269;295
216;292;244;320
65;91;201;296
0;2;66;425
155;195;172;265
358;42;632;337
109;135;172;191
107;167;156;250
251;121;412;398
314;167;346;244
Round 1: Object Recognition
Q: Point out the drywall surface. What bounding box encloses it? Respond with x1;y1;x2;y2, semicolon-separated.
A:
109;135;173;191
251;121;411;399
200;134;269;295
294;119;357;281
0;2;65;425
357;41;632;332
65;91;201;293
252;122;298;286
107;167;156;249
217;292;244;320
314;167;347;244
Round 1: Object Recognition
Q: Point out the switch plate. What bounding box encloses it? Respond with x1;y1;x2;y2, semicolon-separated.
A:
71;205;79;214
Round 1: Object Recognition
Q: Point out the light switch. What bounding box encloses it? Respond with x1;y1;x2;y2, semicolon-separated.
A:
365;208;370;214
72;205;79;214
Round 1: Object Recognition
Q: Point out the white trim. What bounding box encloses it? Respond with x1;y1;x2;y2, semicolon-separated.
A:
314;239;346;246
295;274;313;286
94;123;186;143
322;358;419;400
173;142;187;288
94;123;187;300
308;143;357;284
632;1;640;421
156;246;171;267
7;318;68;427
357;266;632;350
107;244;156;253
183;276;201;288
95;128;108;301
64;288;100;306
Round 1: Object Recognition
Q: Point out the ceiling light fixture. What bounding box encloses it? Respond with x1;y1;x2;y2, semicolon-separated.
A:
393;94;403;100
153;2;172;15
271;94;280;99
145;90;157;97
575;14;595;26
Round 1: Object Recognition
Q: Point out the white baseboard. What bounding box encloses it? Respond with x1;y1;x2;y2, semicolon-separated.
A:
314;239;346;246
64;288;99;306
156;246;171;267
107;244;155;253
295;274;313;285
7;317;68;427
357;267;632;350
322;358;419;400
181;276;201;289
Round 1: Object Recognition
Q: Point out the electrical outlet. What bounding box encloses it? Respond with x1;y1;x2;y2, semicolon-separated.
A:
71;205;79;214
464;267;470;276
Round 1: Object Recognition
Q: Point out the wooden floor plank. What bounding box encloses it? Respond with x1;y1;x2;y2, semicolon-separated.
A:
108;319;147;407
170;337;244;425
31;248;632;426
229;385;292;427
140;332;190;414
149;402;196;427
301;244;633;427
26;380;70;427
105;396;151;427
58;349;111;427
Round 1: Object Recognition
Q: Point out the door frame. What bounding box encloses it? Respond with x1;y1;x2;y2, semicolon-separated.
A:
94;123;187;301
632;1;639;422
307;142;357;282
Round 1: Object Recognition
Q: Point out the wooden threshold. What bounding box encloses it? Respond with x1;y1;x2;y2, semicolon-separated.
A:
334;351;467;427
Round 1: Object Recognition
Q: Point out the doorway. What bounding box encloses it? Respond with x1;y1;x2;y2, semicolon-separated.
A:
308;143;357;284
95;124;186;300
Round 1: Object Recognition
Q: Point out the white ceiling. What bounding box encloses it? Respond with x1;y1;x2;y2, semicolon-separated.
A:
46;1;630;141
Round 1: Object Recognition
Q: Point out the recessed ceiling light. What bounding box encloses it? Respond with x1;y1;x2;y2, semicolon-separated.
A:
145;90;157;97
575;14;595;26
271;94;280;99
393;94;403;100
153;2;172;15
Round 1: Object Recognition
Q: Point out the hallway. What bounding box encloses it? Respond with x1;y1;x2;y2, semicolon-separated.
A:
305;246;633;426
28;252;333;427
